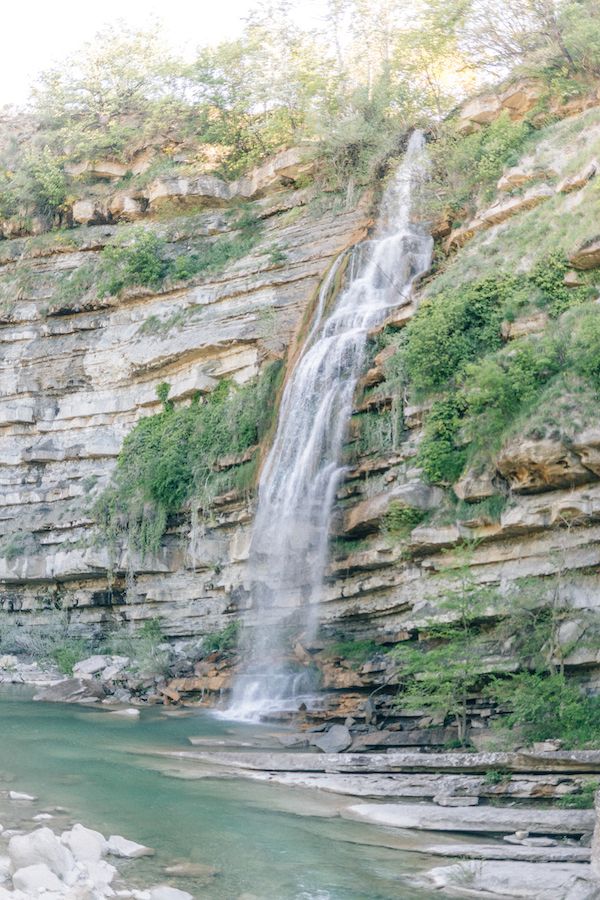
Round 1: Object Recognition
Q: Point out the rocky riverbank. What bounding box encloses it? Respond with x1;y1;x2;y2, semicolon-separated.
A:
154;746;600;899
0;789;200;899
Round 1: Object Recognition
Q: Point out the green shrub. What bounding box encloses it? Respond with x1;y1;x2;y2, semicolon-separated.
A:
326;639;381;667
417;396;467;484
570;304;600;390
383;503;428;536
96;362;283;558
489;672;600;749
402;278;511;396
461;332;565;458
203;621;239;654
428;113;533;217
98;231;170;295
557;782;598;808
51;640;89;675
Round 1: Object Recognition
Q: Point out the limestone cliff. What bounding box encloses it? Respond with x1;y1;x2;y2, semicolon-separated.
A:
2;82;600;741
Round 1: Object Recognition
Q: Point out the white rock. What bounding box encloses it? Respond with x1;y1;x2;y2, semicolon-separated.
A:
73;656;111;678
149;888;193;900
107;835;153;858
132;892;151;900
86;859;117;891
33;813;54;821
62;823;107;863
12;862;65;893
9;791;37;801
9;827;74;878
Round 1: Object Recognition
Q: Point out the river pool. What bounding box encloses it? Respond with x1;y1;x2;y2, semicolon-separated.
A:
0;687;446;899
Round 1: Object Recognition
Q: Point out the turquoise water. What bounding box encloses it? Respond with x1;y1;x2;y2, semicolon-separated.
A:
0;687;443;899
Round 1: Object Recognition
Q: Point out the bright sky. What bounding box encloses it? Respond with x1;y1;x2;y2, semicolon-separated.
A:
2;0;320;108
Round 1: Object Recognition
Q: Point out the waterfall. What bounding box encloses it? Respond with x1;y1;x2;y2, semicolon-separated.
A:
226;131;433;721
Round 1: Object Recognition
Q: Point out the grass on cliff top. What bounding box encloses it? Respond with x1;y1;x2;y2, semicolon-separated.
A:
96;362;283;560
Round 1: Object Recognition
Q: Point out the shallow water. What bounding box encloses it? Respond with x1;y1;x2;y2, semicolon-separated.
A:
0;687;444;899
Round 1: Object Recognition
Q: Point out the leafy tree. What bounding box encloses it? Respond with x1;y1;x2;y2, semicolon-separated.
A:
394;546;493;745
460;0;600;77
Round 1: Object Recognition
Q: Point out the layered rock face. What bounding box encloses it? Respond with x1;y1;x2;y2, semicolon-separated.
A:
0;172;369;640
2;94;600;736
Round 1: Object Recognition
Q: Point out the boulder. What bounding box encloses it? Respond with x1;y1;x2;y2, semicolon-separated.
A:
9;791;36;801
454;470;496;502
500;79;544;116
501;311;548;340
147;174;232;210
163;861;219;879
86;858;117;892
65;159;128;180
73;655;111;678
423;860;596;899
12;863;65;893
9;827;74;878
72;199;108;225
61;823;107;863
33;678;106;704
107;835;154;858
311;725;353;753
458;93;502;132
107;191;146;221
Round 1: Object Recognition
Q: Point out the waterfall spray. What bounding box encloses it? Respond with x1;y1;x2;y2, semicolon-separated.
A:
226;131;433;720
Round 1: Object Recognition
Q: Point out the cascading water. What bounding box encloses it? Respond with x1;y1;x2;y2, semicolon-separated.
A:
226;131;433;720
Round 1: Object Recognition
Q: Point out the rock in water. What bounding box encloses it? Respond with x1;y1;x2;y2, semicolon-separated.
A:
311;725;353;753
150;887;194;900
108;835;154;858
33;678;106;704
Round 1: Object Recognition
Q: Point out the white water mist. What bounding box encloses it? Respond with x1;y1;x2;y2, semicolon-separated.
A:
226;131;433;720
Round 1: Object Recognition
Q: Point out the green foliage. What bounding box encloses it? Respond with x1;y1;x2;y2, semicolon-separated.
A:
96;362;283;558
489;672;600;749
202;621;239;654
326;639;381;667
383;503;428;537
557;781;599;808
417;396;467;485
402;277;517;396
570;303;600;390
98;231;170;296
103;618;170;677
394;550;493;744
51;640;89;675
483;769;510;786
427;113;533;217
455;495;507;523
